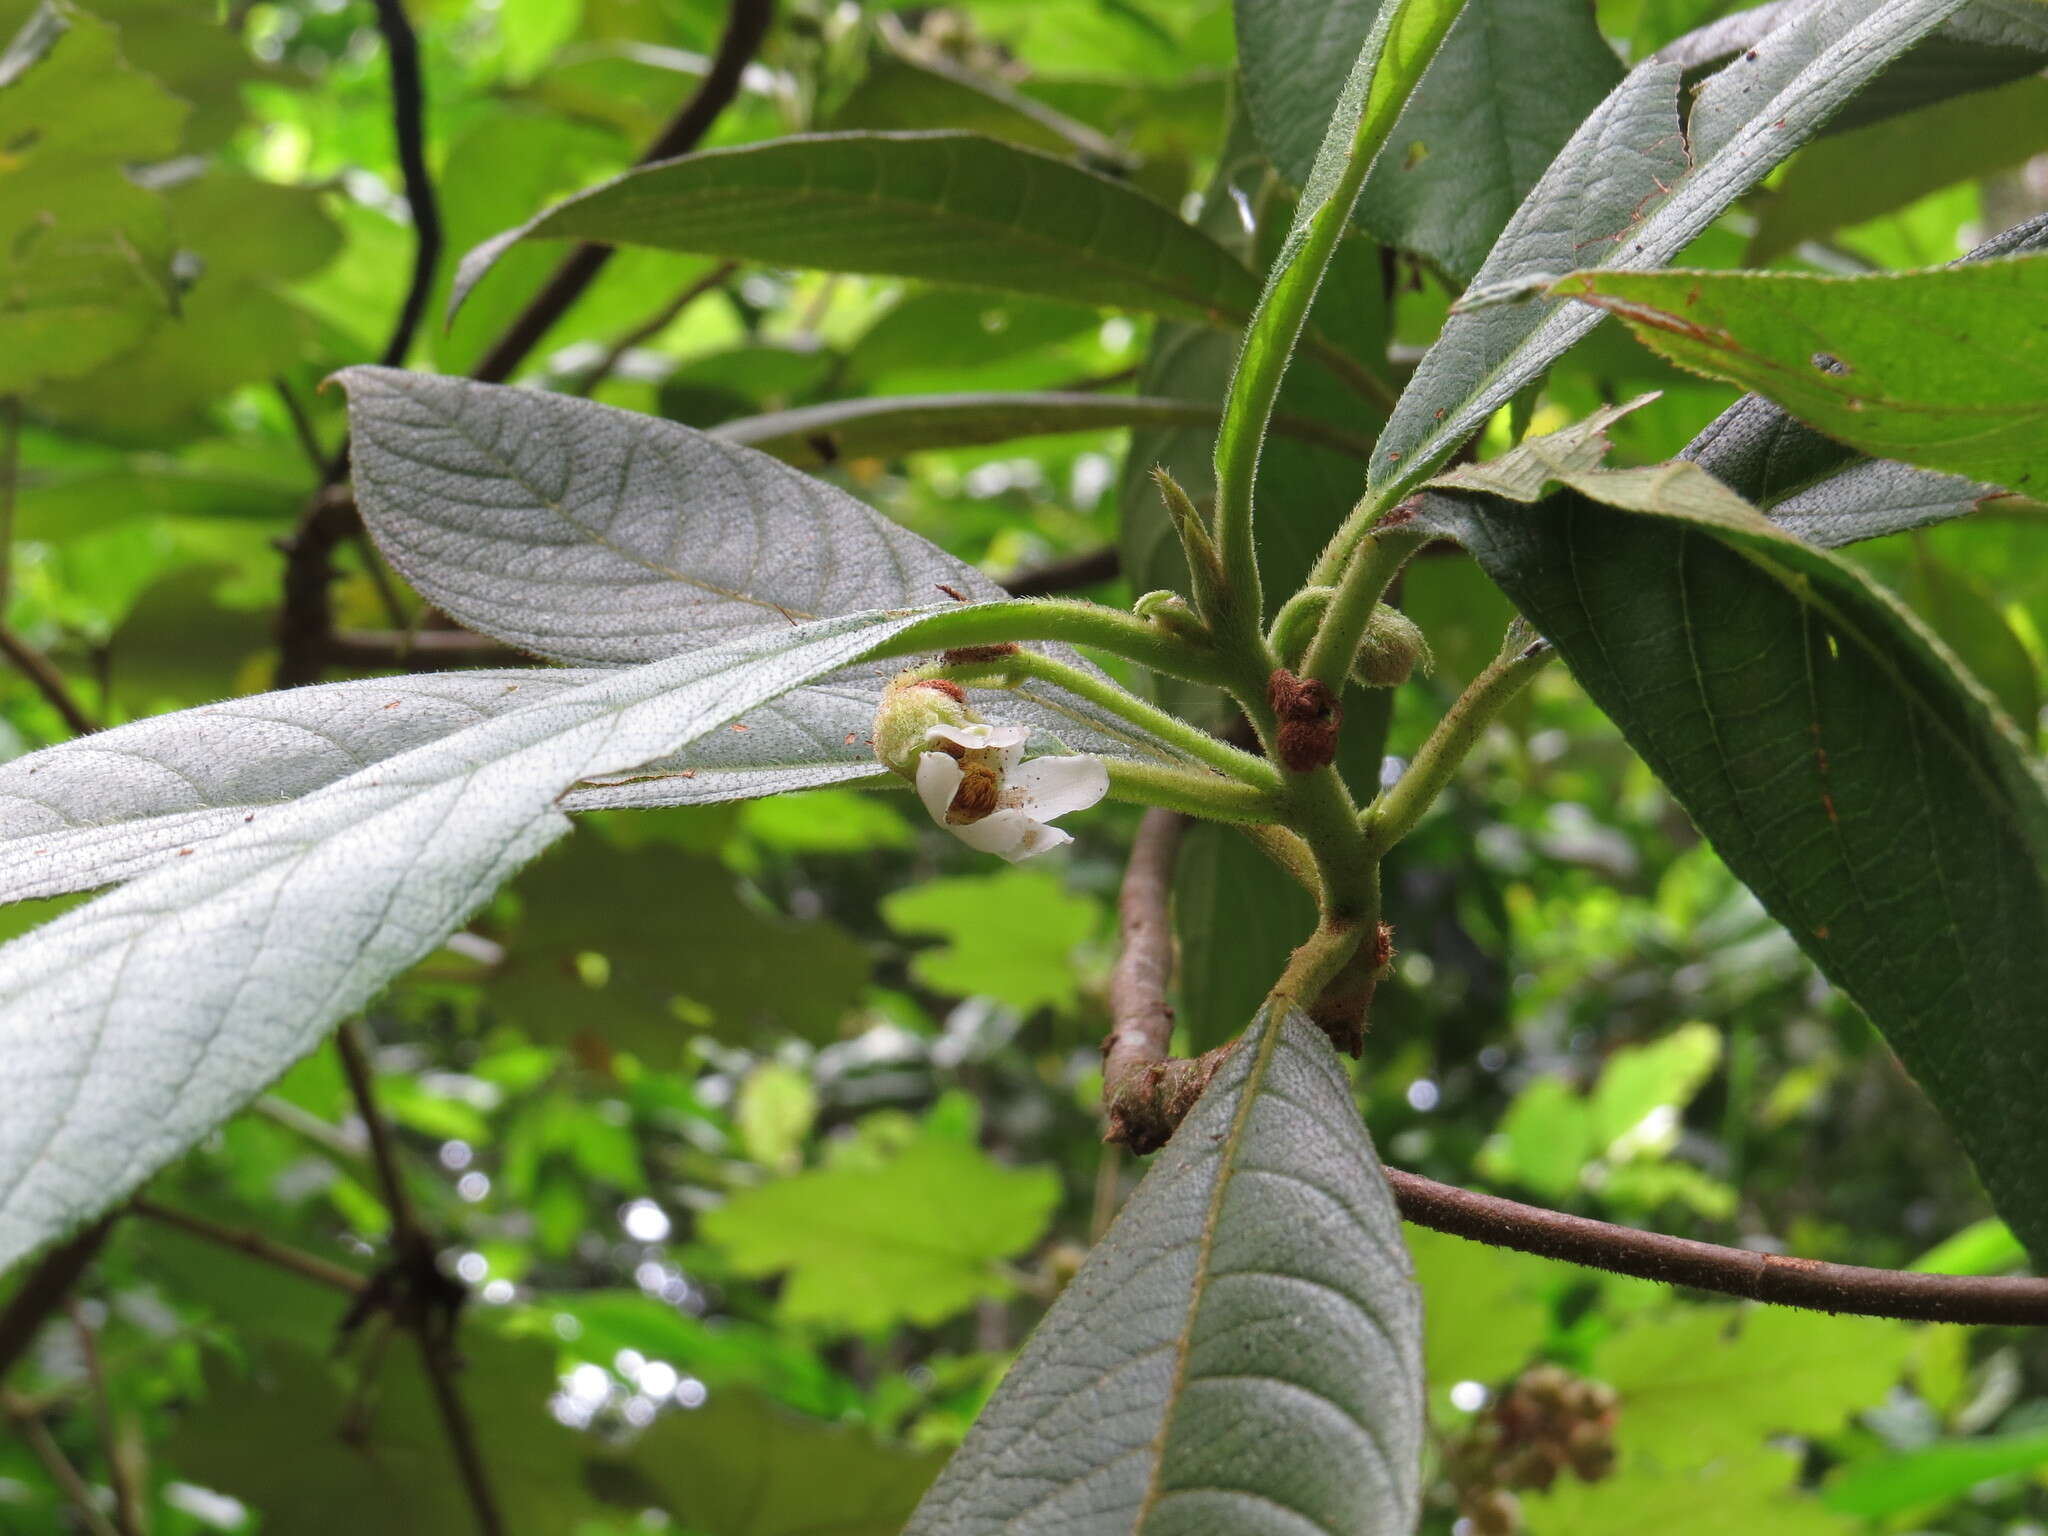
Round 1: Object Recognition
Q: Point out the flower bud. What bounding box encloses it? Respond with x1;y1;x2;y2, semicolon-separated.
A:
1133;589;1208;642
1352;604;1432;688
872;674;978;778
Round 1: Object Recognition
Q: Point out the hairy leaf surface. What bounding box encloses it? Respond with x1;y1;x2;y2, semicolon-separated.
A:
1414;485;2048;1260
0;607;952;1271
451;132;1260;328
907;1009;1424;1534
1558;260;2048;496
1238;0;1621;279
1376;0;1975;502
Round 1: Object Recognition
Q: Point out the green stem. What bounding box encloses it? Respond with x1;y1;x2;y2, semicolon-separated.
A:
935;650;1280;792
1311;482;1411;586
1364;637;1555;855
1267;916;1366;1017
1299;526;1426;694
1104;758;1282;826
869;599;1230;687
1210;0;1465;645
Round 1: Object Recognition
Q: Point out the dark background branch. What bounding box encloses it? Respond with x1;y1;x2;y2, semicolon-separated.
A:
468;0;776;386
369;0;441;371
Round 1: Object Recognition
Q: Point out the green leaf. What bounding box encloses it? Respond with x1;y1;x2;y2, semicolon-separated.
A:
906;1009;1424;1535
1238;0;1621;280
167;1332;596;1536
1526;1304;1912;1535
1590;1022;1721;1152
700;1105;1059;1333
713;390;1377;471
1682;212;2048;547
1750;75;2048;262
1408;1227;1552;1410
1558;259;2048;497
1375;0;1976;503
590;1389;946;1536
339;368;1191;767
0;3;183;391
451;132;1262;329
1825;1427;2048;1518
487;835;869;1053
736;1063;818;1172
882;868;1100;1016
0;605;952;1273
1174;821;1316;1053
1414;485;2048;1259
1478;1076;1595;1200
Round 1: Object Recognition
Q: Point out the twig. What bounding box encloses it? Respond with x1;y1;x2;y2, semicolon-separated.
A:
1385;1171;2048;1327
1101;801;2048;1325
0;1221;112;1385
128;1199;366;1297
570;260;740;397
274;378;329;477
1003;546;1120;597
67;1302;140;1536
369;0;441;370
1;394;19;611
254;1093;369;1163
274;483;359;688
0;1392;122;1536
469;0;777;385
336;1024;506;1536
325;626;530;670
0;623;98;736
1100;809;1233;1153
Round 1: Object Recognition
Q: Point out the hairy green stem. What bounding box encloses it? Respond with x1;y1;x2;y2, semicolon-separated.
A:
869;599;1230;687
1299;526;1427;693
934;650;1281;792
1267;916;1366;1016
1365;638;1555;855
1104;758;1282;826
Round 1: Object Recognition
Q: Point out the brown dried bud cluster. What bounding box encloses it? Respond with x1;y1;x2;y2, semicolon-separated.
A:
1266;668;1342;772
1443;1364;1620;1534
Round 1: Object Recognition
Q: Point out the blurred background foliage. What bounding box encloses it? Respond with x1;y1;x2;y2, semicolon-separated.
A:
0;0;2045;1532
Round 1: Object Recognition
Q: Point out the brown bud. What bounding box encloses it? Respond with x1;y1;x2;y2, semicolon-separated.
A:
1566;1421;1617;1482
941;643;1020;667
1467;1487;1520;1536
1266;669;1342;772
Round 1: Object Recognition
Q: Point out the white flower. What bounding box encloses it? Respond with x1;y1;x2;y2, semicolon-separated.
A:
912;723;1108;862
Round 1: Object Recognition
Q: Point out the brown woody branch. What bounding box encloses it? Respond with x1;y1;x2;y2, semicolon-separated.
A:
337;1024;505;1536
1104;806;2048;1326
0;1221;112;1386
369;0;440;371
128;1199;366;1297
1004;545;1120;597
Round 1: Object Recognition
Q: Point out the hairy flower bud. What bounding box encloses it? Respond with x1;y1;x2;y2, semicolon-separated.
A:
1352;604;1432;688
1133;589;1208;642
872;674;978;778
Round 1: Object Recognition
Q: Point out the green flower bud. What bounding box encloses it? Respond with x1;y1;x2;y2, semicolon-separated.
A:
872;674;979;778
1267;587;1334;672
1352;604;1432;688
1133;589;1208;642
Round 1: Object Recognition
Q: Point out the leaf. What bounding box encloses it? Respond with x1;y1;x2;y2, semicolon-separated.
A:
1412;485;2048;1260
0;605;951;1272
1557;259;2048;496
1237;0;1622;280
338;368;1192;768
0;3;182;391
882;868;1101;1016
450;132;1261;329
167;1332;596;1536
1680;209;2048;546
713;391;1377;471
1407;1228;1552;1408
906;1009;1424;1535
699;1105;1059;1333
1526;1304;1912;1535
1749;75;2048;262
487;835;869;1053
590;1389;946;1536
0;671;889;905
1590;1022;1721;1153
1825;1427;2048;1518
1174;820;1316;1053
1375;0;1977;502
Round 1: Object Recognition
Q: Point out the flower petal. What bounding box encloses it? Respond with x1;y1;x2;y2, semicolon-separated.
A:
915;751;963;827
949;809;1074;863
1006;754;1110;822
927;723;1029;753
